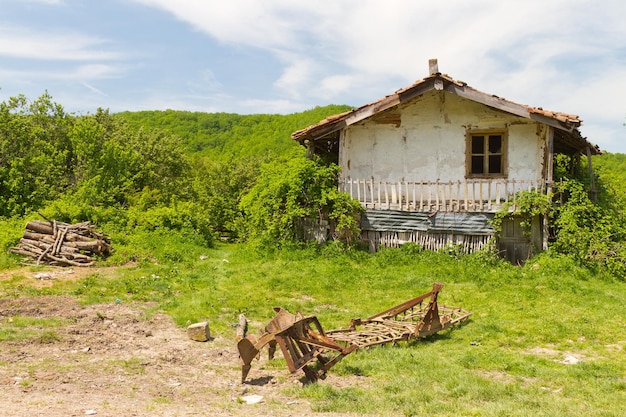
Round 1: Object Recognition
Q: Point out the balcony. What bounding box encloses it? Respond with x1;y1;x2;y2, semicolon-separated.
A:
340;178;547;213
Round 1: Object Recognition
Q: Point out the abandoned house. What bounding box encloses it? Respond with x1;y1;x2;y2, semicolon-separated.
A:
292;59;601;264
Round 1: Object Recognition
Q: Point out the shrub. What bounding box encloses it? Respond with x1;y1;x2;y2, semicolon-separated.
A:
552;179;626;278
237;153;362;246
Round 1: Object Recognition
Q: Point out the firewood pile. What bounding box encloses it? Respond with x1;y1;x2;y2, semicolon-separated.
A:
10;220;112;267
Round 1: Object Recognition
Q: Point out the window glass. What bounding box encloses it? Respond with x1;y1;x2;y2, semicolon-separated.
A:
471;156;484;174
488;155;502;174
472;136;484;154
488;135;502;154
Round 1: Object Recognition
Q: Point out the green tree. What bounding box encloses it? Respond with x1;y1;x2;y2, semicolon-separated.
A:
70;108;191;207
191;156;260;238
0;93;73;217
237;153;362;246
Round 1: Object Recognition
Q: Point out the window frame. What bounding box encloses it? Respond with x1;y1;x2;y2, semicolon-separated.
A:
465;129;508;178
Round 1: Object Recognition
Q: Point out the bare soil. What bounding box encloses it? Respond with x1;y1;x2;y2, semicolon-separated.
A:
0;269;363;417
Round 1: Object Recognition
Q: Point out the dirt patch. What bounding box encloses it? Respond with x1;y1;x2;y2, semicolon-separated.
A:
0;264;131;290
0;292;363;416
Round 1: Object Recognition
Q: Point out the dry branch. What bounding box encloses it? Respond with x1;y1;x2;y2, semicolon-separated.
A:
10;220;111;267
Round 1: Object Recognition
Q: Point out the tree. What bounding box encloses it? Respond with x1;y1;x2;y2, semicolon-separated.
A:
0;93;73;217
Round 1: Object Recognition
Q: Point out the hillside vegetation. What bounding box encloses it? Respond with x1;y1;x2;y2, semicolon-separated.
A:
116;105;351;160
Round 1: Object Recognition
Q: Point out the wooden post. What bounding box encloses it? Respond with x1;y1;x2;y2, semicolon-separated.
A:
384;182;389;209
543;127;555;251
464;180;469;211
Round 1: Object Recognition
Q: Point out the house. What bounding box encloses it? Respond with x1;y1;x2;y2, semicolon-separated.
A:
291;59;600;264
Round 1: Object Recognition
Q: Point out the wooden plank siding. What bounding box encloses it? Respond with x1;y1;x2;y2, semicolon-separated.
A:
341;178;546;213
362;230;493;253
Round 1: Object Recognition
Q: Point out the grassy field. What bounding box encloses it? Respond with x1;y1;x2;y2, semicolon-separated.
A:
1;238;625;416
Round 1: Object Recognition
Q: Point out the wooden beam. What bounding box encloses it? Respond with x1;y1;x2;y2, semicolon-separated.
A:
444;83;531;119
543;127;554;251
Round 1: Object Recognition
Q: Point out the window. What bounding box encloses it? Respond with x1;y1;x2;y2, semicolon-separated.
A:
467;130;507;177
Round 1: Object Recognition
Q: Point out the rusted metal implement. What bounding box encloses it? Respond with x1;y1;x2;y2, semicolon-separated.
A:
237;282;471;383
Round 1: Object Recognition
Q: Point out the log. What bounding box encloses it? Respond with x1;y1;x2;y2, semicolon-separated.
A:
25;221;54;235
12;219;110;266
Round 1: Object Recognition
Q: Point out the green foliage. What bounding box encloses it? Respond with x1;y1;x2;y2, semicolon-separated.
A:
493;190;552;237
124;202;214;246
41;195;215;253
552;178;626;277
491;152;626;279
0;93;73;217
70;109;192;207
115;105;352;161
190;156;260;238
0;92;352;250
237;153;362;246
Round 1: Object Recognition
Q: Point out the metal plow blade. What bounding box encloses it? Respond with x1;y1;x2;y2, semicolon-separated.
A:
237;282;471;383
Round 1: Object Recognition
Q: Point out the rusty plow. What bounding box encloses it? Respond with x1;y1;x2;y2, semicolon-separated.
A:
237;282;471;383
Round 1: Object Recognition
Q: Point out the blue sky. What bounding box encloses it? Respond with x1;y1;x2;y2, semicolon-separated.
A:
1;0;625;153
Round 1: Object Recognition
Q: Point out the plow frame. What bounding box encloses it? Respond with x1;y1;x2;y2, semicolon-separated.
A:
237;282;471;383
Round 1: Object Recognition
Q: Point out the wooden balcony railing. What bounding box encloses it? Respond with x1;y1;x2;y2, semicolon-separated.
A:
340;178;547;213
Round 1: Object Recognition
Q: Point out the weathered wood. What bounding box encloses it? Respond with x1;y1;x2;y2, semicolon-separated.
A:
12;219;110;267
25;221;55;235
236;314;248;340
342;178;545;213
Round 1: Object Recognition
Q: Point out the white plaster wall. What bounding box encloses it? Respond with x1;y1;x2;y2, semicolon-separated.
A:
340;91;544;182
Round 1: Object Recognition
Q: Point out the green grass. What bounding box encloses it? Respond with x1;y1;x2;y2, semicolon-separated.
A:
0;316;69;342
1;235;625;416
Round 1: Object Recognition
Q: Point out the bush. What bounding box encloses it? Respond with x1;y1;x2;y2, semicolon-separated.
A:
552;179;626;278
237;154;362;246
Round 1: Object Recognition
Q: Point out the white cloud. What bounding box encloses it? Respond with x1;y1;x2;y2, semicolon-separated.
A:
130;0;626;151
273;57;317;98
131;1;626;94
0;26;123;61
0;64;125;82
132;0;312;50
241;98;306;114
80;82;107;97
3;0;624;150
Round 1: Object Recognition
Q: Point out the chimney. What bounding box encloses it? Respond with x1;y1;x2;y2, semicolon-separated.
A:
429;58;439;75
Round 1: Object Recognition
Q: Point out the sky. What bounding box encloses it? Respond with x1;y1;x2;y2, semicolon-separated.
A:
1;0;625;153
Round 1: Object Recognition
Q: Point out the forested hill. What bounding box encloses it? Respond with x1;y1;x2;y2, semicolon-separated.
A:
115;104;352;160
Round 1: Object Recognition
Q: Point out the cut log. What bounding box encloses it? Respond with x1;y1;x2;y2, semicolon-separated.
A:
11;219;111;267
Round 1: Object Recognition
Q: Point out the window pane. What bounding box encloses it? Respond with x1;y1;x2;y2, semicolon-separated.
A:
472;156;484;174
489;135;502;154
472;136;484;154
488;155;502;174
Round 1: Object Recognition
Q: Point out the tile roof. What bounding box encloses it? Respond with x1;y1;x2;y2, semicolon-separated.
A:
292;72;600;155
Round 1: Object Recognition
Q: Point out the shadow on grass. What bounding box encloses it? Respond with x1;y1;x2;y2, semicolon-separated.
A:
245;375;274;386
